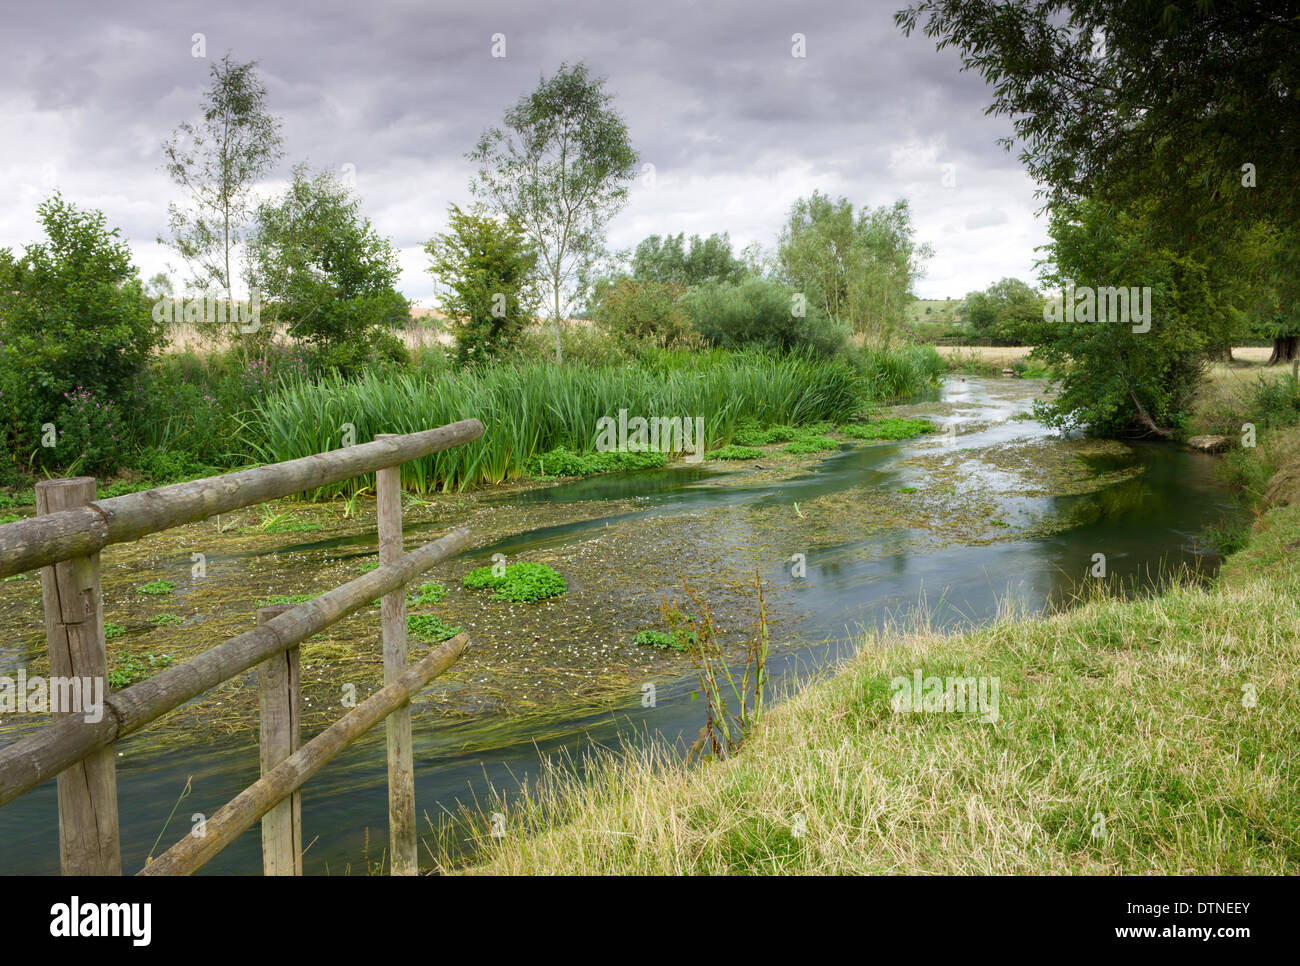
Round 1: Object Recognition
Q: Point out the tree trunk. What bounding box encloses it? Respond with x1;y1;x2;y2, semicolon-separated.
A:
553;281;563;365
1268;335;1299;365
1207;342;1234;363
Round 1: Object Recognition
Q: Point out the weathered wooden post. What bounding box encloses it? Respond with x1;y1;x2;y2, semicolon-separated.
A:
256;603;301;875
376;434;416;875
36;477;121;876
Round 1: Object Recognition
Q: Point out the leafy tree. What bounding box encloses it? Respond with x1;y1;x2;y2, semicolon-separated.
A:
469;62;639;363
425;204;540;365
778;193;930;343
896;0;1300;358
0;194;165;456
160;53;283;353
632;232;747;286
961;278;1050;345
1033;198;1220;437
592;277;693;347
247;165;409;374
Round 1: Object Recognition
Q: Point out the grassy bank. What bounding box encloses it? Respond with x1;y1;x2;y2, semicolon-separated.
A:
249;347;941;495
445;389;1300;875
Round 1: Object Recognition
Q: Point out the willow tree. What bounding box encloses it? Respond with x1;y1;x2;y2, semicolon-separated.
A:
468;63;638;363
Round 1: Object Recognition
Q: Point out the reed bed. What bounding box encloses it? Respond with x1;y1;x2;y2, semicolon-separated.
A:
248;350;880;495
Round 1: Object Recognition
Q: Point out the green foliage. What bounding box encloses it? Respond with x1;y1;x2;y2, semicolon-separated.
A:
631;232;748;286
777;193;931;342
160;52;282;335
407;614;463;643
858;344;945;398
783;436;840;454
469;62;639;363
462;561;566;602
526;446;667;477
108;652;174;690
705;444;765;461
425;204;540;365
1034;198;1218;436
248;165;409;375
136;580;175;596
250;351;864;493
104;622;127;640
51;388;131;474
147;613;186;626
591;278;693;347
839;418;935;440
0;195;166;459
257;593;317;607
680;277;852;358
960;278;1053;346
632;629;693;651
408;582;449;606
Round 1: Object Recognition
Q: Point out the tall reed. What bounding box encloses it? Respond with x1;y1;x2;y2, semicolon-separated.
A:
247;350;872;495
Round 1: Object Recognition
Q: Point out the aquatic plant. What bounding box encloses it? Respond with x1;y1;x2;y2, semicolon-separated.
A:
407;614;462;643
783;436;840;454
463;561;566;603
136;579;175;596
408;582;448;606
839;418;935;440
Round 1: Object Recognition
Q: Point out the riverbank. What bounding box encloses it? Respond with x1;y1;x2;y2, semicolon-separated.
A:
455;417;1300;875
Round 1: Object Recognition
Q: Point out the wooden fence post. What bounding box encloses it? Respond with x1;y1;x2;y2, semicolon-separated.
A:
36;477;121;876
256;603;301;875
376;435;417;875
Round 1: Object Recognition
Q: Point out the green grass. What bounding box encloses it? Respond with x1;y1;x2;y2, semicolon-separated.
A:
462;561;567;603
146;613;185;626
527;447;667;478
136;580;175;596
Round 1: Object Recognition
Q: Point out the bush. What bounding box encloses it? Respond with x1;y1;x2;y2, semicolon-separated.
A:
680;278;852;358
0;195;166;460
51;388;131;474
592;278;694;347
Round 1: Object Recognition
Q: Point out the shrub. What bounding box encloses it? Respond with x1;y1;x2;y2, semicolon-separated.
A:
0;195;166;459
592;277;694;347
680;278;852;358
137;580;175;596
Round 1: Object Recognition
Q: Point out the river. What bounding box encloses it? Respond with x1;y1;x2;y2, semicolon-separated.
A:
0;376;1246;874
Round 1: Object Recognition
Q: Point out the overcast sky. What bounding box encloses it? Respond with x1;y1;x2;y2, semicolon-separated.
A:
0;0;1051;305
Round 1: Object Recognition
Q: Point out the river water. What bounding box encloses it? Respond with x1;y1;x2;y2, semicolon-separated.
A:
0;376;1245;874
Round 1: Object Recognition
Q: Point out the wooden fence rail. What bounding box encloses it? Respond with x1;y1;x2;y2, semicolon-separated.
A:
0;419;485;875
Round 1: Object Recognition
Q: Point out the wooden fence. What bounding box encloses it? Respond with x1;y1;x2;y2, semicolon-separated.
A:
0;418;484;875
